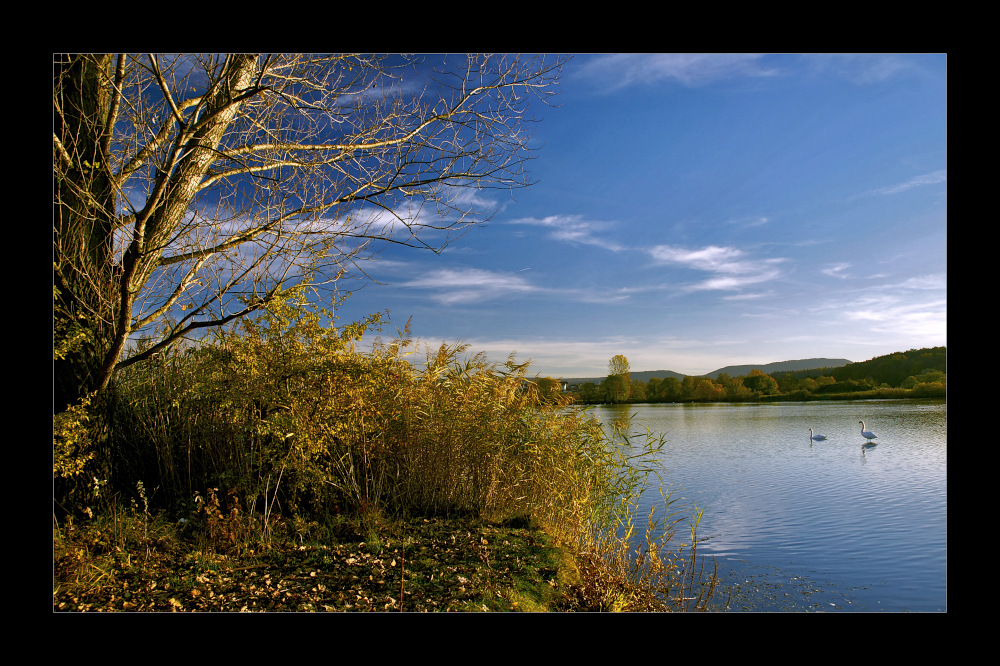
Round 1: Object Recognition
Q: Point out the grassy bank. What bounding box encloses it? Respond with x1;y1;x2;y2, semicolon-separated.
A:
54;292;720;611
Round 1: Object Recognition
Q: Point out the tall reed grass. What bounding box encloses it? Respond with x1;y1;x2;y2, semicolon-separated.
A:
57;290;718;609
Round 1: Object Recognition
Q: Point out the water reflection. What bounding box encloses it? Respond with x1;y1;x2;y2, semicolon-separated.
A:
589;399;946;612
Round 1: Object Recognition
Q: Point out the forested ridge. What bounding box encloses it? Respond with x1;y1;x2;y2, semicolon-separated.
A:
555;346;946;404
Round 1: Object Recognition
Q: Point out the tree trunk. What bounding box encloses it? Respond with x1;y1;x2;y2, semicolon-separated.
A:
54;54;119;412
54;54;262;412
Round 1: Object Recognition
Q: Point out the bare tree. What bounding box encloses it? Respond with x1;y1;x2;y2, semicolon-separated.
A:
54;54;566;410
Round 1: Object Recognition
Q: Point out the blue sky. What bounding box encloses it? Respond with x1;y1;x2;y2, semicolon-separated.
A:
334;54;947;378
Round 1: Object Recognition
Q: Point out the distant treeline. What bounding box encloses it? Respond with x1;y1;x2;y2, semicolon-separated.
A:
548;346;946;404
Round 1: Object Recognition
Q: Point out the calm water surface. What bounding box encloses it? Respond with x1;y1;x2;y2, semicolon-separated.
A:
589;399;946;612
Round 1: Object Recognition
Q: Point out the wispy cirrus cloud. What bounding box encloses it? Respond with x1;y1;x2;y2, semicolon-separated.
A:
723;290;775;301
723;215;770;229
507;214;626;251
802;53;923;85
575;53;782;92
399;267;539;305
898;273;947;290
396;263;637;307
811;272;946;341
821;262;852;279
649;245;747;271
868;169;947;196
838;295;946;338
648;244;786;291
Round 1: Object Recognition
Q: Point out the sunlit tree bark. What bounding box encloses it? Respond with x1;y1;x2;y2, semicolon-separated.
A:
53;53;565;411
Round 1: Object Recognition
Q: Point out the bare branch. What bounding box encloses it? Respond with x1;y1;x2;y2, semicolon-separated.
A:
54;53;567;405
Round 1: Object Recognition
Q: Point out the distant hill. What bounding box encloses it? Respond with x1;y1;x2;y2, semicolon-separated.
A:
561;358;852;386
704;358;852;379
561;369;683;386
627;369;688;382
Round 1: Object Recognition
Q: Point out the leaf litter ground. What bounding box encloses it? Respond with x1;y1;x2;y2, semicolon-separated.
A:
54;515;595;612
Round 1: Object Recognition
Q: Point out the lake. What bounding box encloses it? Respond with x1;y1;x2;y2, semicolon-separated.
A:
587;399;947;612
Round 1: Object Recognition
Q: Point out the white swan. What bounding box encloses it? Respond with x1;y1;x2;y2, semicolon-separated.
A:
859;420;878;443
809;428;827;441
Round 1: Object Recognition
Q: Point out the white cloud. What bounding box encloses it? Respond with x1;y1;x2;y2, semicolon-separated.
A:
723;215;770;229
870;170;947;196
413;268;534;291
648;244;785;291
810;273;947;343
508;214;626;251
400;267;539;305
396;264;647;307
821;262;852;278
576;53;781;92
722;290;774;301
898;273;947;290
803;53;921;85
649;245;746;271
844;297;947;334
696;272;781;291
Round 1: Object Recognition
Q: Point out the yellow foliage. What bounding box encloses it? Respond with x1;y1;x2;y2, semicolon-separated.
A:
105;288;667;559
53;393;96;480
54;281;94;362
